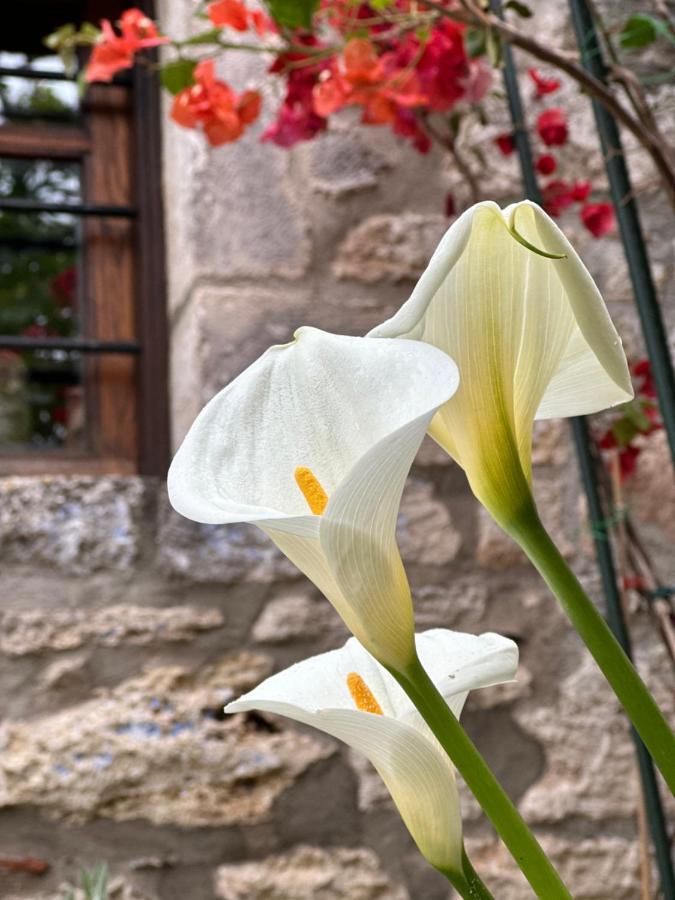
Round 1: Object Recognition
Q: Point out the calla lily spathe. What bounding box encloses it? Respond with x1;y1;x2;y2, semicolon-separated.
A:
225;628;519;874
168;327;459;670
368;201;633;522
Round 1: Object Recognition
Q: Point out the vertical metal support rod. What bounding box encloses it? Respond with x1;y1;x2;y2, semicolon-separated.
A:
571;421;675;899
568;0;675;467
491;2;675;892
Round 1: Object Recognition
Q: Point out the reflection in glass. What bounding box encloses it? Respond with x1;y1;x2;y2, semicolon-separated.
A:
0;157;86;452
0;52;80;125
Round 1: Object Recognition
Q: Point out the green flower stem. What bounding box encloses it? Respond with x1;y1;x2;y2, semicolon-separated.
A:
438;845;496;899
508;505;675;794
391;658;572;899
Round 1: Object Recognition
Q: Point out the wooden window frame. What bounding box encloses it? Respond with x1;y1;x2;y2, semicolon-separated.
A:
0;0;169;477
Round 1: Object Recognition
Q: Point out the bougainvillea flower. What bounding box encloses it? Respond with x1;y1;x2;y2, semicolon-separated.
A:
537;108;568;146
171;60;261;146
411;20;468;112
264;39;331;147
207;0;273;34
368;201;633;522
392;108;431;153
226;629;518;873
536;153;557;175
541;179;574;217
494;133;515;156
461;59;492;104
528;67;561;96
570;180;591;202
168;328;459;670
632;359;657;399
581;202;615;238
86;9;168;83
262;102;326;147
313;38;426;128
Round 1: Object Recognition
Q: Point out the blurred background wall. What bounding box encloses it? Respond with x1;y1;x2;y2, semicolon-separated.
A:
0;0;673;897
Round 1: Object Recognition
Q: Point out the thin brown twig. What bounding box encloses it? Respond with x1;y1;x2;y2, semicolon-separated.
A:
421;113;481;203
423;0;675;210
585;0;673;165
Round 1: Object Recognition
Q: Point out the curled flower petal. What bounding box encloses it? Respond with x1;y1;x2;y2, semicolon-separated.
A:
368;201;633;520
226;628;518;871
169;328;459;668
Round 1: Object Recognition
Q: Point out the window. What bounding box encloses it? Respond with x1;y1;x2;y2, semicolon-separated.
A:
0;0;168;475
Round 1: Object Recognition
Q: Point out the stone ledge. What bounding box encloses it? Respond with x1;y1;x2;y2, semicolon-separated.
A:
214;845;409;900
0;477;146;575
0;652;331;827
0;604;225;656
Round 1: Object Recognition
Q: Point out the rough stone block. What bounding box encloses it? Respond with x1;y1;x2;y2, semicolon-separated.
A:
299;132;388;197
412;578;489;632
465;833;642;899
0;477;145;575
0;652;331;826
214;846;409;900
397;478;462;567
333;214;447;283
515;620;674;824
170;284;309;447
11;876;155;900
251;593;328;644
157;499;297;583
627;429;675;545
531;419;570;466
0;605;224;656
160;52;310;310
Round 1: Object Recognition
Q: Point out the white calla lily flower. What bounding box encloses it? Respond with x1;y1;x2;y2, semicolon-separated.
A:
225;628;519;874
168;327;459;670
368;200;633;522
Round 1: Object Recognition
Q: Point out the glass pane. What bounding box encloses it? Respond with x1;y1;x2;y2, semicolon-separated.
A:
0;52;80;125
0;157;87;452
0;351;86;451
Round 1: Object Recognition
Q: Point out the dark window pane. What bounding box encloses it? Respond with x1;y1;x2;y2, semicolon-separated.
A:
0;52;81;125
0;350;86;451
0;157;86;452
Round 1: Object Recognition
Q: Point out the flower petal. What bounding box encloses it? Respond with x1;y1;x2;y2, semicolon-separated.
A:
226;634;407;716
415;629;519;719
318;410;451;666
169;326;459;669
368;201;632;494
168;327;459;528
511;203;632;418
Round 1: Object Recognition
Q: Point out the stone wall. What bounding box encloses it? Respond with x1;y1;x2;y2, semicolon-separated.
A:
1;2;674;898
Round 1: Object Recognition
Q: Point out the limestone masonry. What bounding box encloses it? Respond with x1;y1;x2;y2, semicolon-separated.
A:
0;0;673;896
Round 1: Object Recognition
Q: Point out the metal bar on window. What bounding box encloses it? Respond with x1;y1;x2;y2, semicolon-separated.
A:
0;66;74;81
0;67;132;86
0;199;137;217
491;2;675;895
568;0;675;467
0;336;140;353
0;235;78;250
0;107;79;123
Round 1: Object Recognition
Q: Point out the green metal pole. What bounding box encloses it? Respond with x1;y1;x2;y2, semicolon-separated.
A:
491;2;675;893
568;0;675;467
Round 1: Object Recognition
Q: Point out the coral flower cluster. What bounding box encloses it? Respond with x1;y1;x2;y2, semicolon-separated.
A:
81;3;615;238
86;8;168;83
171;60;262;146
